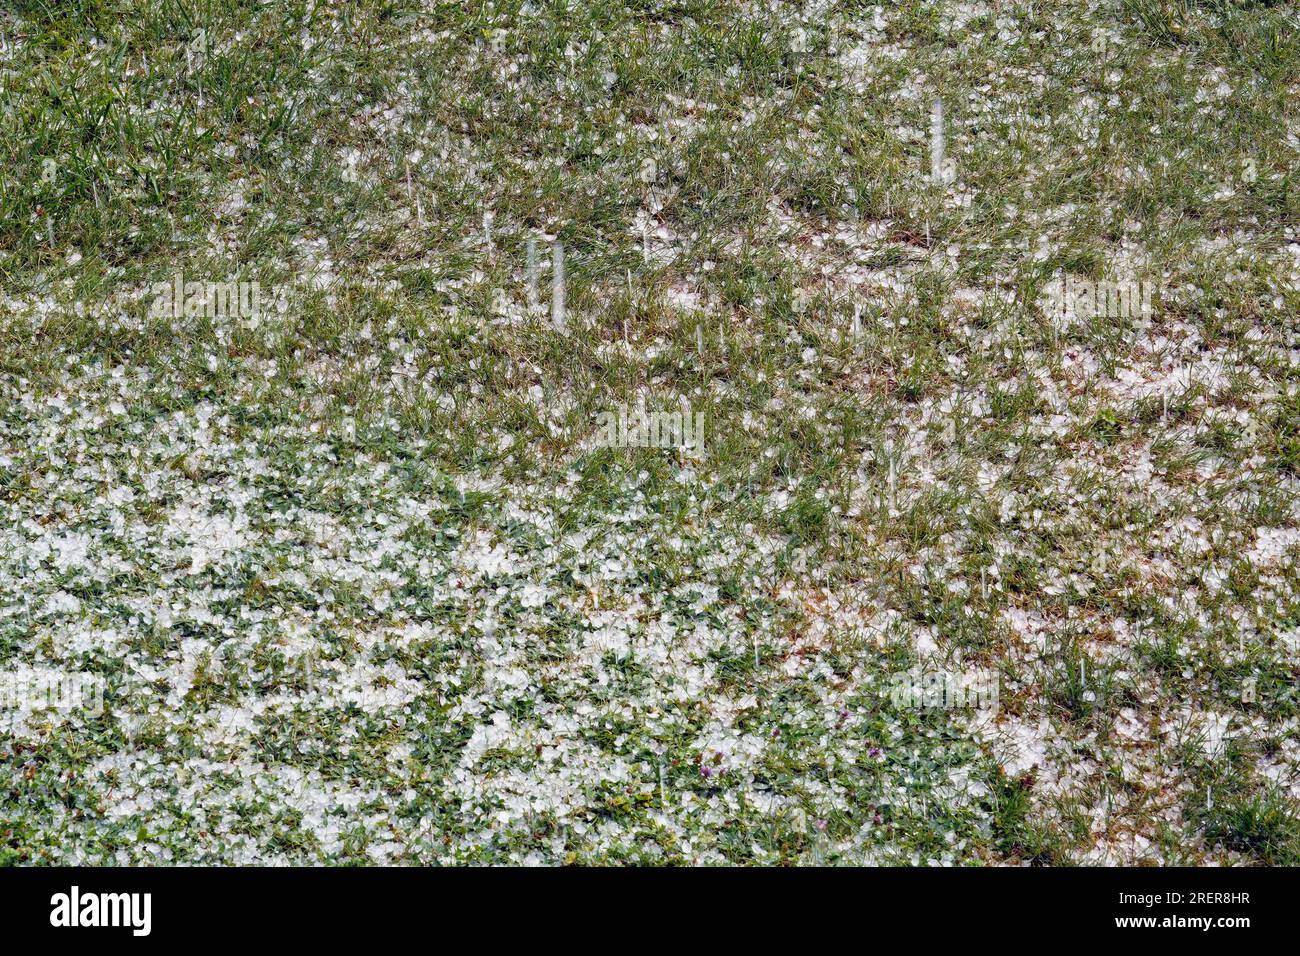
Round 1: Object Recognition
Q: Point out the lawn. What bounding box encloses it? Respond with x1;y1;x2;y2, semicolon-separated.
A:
1;0;1298;865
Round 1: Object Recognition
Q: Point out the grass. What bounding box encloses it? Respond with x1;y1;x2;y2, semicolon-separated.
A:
0;0;1298;865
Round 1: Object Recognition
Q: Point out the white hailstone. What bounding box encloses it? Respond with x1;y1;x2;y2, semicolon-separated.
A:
519;583;548;608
